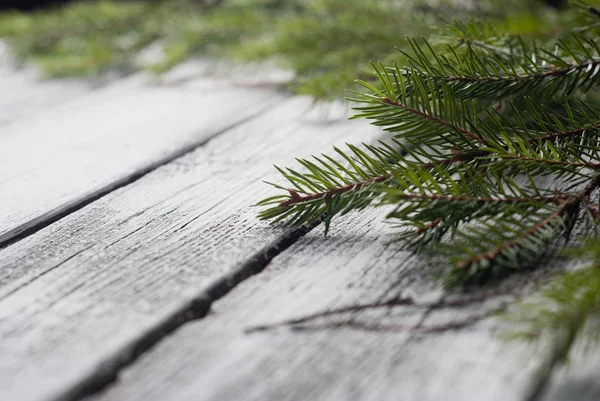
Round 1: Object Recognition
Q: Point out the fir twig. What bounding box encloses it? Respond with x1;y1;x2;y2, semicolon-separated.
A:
259;5;600;284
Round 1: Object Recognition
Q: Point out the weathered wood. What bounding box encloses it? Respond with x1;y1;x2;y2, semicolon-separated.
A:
0;73;280;244
0;97;379;401
0;44;95;127
0;70;92;128
89;212;552;401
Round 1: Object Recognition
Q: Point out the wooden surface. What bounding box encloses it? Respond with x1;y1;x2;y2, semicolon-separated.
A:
0;44;94;127
0;70;278;244
88;214;549;401
0;62;591;401
0;68;92;128
0;90;380;401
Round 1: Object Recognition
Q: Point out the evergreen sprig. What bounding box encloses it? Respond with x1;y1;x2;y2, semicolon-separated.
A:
257;1;600;360
258;1;600;285
372;28;600;104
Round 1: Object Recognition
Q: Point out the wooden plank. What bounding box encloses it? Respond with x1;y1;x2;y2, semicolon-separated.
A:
0;73;281;244
89;212;555;401
0;71;93;128
0;97;379;401
0;43;94;127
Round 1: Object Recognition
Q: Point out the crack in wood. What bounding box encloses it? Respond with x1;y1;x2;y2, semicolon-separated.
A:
0;97;287;251
0;94;372;401
0;244;94;302
47;223;317;401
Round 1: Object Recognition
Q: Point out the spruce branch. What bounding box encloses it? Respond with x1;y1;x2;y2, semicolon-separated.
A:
533;123;600;142
253;0;600;361
373;25;600;102
378;97;487;145
277;173;390;208
258;3;600;286
385;193;559;205
258;94;600;269
256;143;408;233
456;175;600;271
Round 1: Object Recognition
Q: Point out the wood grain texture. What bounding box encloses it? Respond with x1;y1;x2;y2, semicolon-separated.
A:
0;72;280;244
0;97;379;401
90;211;553;401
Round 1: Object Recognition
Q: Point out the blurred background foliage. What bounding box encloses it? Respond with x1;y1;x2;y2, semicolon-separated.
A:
0;0;591;98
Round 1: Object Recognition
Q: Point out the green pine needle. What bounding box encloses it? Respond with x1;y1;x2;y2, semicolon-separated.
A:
258;1;600;283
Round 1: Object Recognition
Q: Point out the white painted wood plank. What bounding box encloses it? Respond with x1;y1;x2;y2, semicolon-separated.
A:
0;97;379;401
0;71;93;128
0;73;281;244
0;43;94;128
90;211;553;401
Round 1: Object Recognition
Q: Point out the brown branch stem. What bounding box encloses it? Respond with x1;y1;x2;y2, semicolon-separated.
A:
532;124;600;143
278;151;592;208
279;174;389;207
457;174;600;269
416;218;444;235
497;155;600;169
379;97;486;145
444;59;600;84
277;121;600;209
394;193;559;204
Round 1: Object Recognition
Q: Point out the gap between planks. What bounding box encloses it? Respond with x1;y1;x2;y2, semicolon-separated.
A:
0;98;283;250
56;225;315;401
0;66;574;399
0;71;283;247
88;208;558;401
0;97;380;401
